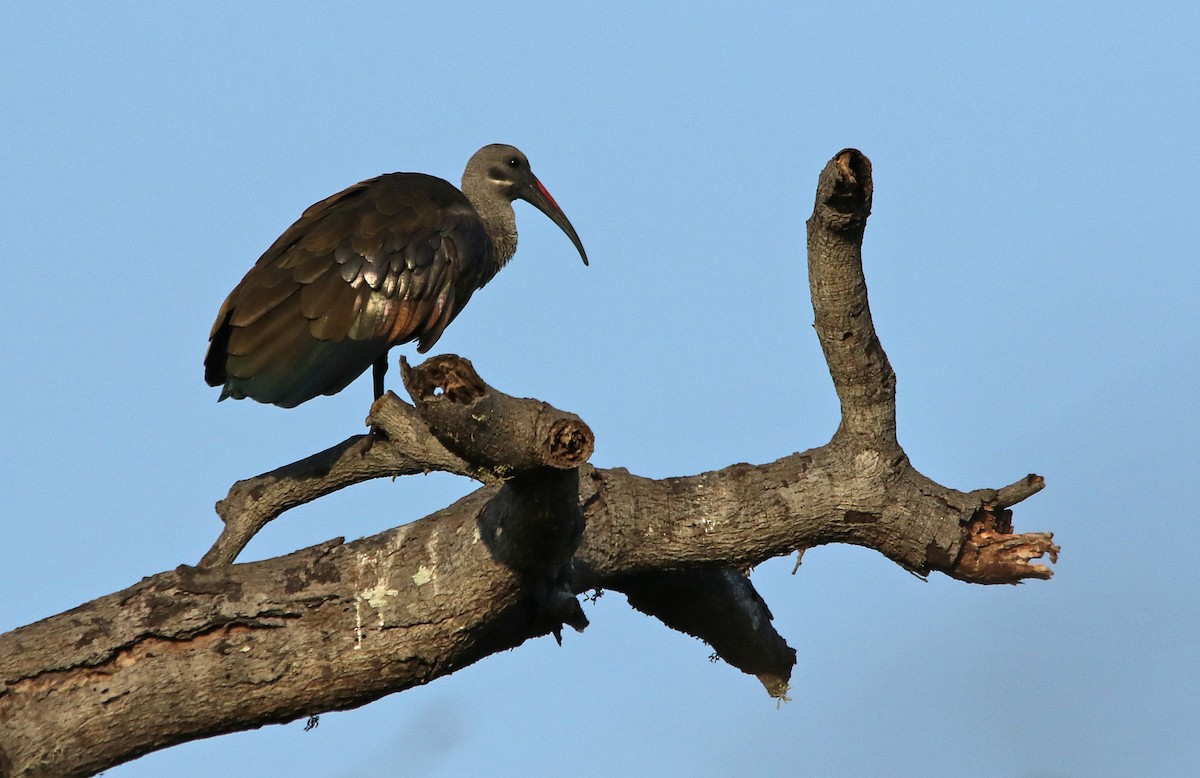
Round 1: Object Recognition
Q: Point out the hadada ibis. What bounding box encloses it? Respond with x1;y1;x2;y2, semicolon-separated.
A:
204;144;587;408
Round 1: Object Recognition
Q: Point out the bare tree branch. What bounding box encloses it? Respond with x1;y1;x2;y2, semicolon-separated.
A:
0;149;1057;777
200;398;471;567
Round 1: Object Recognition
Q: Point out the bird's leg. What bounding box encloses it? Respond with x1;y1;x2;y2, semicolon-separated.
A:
361;356;391;455
372;356;388;401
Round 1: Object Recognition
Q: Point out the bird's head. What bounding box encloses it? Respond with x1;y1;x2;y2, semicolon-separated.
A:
465;144;588;266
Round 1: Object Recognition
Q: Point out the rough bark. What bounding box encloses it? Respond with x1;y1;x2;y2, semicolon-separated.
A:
0;149;1058;777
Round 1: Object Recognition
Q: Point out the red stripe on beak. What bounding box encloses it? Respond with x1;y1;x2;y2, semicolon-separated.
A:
535;179;562;212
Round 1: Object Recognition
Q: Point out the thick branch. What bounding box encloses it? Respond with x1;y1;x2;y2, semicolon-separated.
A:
1;504;522;777
0;445;1056;773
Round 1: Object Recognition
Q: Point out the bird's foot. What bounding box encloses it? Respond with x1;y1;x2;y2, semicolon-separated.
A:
359;424;390;457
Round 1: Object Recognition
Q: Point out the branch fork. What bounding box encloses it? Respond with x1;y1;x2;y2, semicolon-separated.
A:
0;148;1058;776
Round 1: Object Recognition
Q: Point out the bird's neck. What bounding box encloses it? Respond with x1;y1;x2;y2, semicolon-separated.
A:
462;181;518;274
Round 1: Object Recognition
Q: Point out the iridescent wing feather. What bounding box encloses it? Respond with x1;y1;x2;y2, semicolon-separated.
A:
205;173;493;407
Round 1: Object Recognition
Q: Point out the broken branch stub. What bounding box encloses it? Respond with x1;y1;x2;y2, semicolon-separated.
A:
952;505;1060;584
399;354;594;477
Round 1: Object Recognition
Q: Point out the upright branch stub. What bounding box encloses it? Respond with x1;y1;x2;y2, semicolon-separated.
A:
400;354;594;477
807;149;897;446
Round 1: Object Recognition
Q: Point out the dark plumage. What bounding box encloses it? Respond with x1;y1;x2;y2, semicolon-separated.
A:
204;144;587;407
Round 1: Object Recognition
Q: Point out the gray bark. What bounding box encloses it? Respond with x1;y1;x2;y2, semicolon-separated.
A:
0;150;1057;777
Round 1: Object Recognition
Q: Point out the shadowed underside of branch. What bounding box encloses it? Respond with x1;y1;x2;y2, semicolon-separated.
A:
0;149;1058;778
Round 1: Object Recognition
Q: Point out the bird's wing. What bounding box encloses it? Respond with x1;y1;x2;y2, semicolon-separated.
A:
204;173;493;407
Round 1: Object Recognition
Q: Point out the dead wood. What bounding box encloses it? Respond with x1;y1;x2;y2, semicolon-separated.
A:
0;149;1057;777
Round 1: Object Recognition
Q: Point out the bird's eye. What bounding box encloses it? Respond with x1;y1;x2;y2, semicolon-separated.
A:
507;158;520;168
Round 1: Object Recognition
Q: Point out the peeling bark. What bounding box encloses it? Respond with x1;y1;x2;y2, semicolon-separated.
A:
0;149;1057;777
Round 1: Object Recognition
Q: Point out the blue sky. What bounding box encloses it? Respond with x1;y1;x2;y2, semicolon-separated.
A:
2;3;1197;776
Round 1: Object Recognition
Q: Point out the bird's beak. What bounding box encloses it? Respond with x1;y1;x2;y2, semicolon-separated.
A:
520;175;589;266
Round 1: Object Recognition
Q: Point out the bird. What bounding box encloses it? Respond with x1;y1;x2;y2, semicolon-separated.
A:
204;144;588;408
